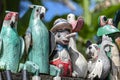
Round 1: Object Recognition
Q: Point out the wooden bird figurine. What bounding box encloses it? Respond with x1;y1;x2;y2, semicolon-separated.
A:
86;41;101;80
50;18;73;77
19;5;50;80
86;35;111;80
67;13;84;32
0;11;25;79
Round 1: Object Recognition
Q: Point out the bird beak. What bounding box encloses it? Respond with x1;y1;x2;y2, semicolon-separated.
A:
29;5;35;8
10;13;18;27
40;6;46;19
65;32;76;39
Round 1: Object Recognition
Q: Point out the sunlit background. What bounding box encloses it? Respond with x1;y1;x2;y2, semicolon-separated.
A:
0;0;120;56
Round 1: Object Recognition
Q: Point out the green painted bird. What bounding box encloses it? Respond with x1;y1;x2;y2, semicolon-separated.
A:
0;11;24;74
22;5;49;76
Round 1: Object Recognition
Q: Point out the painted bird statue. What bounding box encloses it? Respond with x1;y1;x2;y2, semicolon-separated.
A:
86;35;111;80
86;41;100;80
97;16;120;80
67;13;84;32
0;11;25;79
19;5;49;80
50;18;73;78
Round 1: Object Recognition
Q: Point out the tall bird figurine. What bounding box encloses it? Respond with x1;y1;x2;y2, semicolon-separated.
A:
86;35;111;80
67;13;84;32
50;18;74;78
97;16;120;80
0;11;25;79
20;5;49;80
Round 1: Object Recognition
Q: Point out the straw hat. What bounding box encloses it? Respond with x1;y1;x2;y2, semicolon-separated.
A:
51;18;72;32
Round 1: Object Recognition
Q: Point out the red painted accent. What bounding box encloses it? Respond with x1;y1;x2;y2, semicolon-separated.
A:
4;12;18;21
50;58;72;77
70;17;84;32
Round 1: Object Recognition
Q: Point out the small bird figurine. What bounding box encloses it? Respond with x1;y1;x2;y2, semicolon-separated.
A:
86;41;101;80
97;16;120;80
86;35;111;80
20;5;49;80
0;11;25;79
50;18;73;77
97;16;120;37
67;13;84;32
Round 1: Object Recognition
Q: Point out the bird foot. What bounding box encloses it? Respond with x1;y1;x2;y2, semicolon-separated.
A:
53;76;61;80
0;62;5;70
72;71;78;77
32;76;41;80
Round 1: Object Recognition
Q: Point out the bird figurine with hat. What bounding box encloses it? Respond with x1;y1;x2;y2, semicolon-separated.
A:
50;17;88;79
97;15;120;80
50;18;74;78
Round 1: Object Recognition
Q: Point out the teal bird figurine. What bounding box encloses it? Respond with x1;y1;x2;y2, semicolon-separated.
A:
0;11;25;79
21;5;49;78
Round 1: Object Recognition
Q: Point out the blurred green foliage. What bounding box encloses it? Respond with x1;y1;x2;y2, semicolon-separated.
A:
0;0;120;56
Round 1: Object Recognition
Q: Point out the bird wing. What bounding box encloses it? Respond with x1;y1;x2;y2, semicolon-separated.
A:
49;31;56;56
25;33;31;54
0;35;2;53
19;36;25;59
88;59;103;78
25;27;32;54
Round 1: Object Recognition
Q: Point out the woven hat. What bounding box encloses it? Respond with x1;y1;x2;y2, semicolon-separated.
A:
51;18;72;32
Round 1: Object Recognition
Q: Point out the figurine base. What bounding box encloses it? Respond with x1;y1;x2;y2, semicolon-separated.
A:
0;71;86;80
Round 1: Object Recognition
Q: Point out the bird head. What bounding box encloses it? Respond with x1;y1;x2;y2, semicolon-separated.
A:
30;5;46;19
86;40;99;59
67;13;75;23
4;11;18;28
101;35;113;54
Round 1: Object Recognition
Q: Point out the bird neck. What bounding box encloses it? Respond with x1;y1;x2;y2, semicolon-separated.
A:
3;20;11;27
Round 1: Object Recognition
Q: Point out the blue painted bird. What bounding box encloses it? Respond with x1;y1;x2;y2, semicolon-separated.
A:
0;11;24;73
22;5;49;76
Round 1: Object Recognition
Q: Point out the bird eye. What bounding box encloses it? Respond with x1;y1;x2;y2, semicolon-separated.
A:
58;34;60;38
36;9;39;12
103;16;107;22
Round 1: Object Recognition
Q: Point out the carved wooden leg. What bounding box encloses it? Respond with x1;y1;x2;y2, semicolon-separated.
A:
5;70;12;80
0;72;3;80
22;70;30;80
